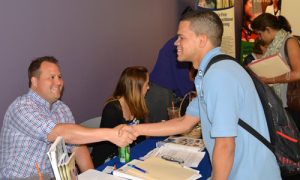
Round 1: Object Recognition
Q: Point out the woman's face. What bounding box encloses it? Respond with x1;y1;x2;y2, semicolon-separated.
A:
142;74;149;97
256;28;274;45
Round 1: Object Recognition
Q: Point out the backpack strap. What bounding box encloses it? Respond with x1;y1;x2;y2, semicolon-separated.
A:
204;54;275;153
238;119;274;153
204;54;236;75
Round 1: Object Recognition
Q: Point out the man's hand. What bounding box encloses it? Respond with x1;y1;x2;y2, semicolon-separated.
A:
108;124;138;147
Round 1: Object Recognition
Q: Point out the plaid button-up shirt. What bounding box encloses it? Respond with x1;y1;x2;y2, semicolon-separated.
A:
0;89;75;179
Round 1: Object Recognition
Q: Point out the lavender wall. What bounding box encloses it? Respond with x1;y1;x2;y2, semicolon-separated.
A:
0;0;244;129
0;0;195;128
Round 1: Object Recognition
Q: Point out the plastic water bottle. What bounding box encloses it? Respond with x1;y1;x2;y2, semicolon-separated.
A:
118;120;138;163
118;145;130;163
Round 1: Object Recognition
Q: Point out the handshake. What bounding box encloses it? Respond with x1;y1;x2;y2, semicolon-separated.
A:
110;124;140;147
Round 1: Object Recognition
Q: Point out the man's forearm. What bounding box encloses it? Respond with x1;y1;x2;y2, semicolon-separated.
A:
48;124;113;144
134;115;199;137
48;124;136;147
212;137;235;180
73;145;94;172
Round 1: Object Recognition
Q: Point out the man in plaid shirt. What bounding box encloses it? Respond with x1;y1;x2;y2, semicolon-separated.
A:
0;56;137;179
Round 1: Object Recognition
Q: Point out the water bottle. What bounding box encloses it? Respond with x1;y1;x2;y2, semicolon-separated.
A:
118;120;138;163
118;145;130;163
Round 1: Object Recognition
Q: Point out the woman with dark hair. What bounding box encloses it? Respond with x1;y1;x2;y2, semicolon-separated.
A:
251;13;300;106
251;14;300;148
91;66;149;167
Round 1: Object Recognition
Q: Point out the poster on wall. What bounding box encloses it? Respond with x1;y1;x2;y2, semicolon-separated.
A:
240;0;282;63
195;0;236;58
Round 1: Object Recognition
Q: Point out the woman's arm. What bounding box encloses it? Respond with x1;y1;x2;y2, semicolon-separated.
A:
259;38;300;84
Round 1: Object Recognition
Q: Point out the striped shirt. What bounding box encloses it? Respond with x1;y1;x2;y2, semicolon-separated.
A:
0;89;75;179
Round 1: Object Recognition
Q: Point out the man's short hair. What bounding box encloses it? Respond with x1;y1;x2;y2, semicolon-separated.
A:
181;10;223;47
28;56;59;87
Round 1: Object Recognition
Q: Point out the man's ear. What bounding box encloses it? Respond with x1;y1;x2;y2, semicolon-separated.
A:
198;34;208;48
31;77;38;88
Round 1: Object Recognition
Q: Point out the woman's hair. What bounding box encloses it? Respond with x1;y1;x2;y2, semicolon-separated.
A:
110;66;148;119
251;13;291;33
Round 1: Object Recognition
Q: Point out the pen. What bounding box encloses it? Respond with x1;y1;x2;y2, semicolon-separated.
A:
128;164;147;173
35;162;43;180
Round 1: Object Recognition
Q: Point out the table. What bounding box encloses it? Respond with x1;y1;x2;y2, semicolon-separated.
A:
97;137;212;179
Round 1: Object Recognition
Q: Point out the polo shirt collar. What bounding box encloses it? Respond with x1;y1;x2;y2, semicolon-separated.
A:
28;89;59;111
198;47;221;73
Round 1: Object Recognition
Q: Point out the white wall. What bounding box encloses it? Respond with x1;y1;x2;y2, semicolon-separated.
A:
282;0;300;34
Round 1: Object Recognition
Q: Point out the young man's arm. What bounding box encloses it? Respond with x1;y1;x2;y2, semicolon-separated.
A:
48;124;137;147
211;137;235;180
73;145;94;172
133;115;199;136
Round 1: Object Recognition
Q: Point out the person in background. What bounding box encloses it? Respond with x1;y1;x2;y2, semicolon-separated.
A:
251;13;300;106
265;0;281;17
145;6;195;123
132;10;281;180
91;66;149;167
251;13;300;161
197;0;216;9
243;38;267;66
146;35;195;122
0;56;137;179
241;0;260;42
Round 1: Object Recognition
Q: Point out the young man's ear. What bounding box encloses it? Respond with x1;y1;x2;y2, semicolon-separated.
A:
198;34;208;48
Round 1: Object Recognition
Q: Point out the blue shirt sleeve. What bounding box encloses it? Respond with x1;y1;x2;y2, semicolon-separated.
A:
204;62;241;137
185;98;200;118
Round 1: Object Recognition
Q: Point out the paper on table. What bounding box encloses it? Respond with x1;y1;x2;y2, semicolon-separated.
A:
153;143;206;167
78;169;124;180
113;157;201;180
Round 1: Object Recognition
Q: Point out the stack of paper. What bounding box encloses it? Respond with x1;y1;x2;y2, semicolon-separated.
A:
113;157;201;180
47;136;77;180
78;169;124;180
152;136;205;167
247;53;290;78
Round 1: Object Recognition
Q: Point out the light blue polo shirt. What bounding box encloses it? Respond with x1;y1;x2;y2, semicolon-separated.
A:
186;48;281;180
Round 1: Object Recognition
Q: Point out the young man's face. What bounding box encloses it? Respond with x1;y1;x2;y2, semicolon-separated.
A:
31;61;64;104
175;21;201;63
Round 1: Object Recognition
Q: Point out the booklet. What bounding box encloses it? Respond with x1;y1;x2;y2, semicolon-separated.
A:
158;136;205;152
47;136;68;180
247;53;290;78
47;136;77;180
113;157;201;180
152;136;205;168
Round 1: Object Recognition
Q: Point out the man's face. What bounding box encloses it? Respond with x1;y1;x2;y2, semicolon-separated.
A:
175;21;201;63
31;61;64;104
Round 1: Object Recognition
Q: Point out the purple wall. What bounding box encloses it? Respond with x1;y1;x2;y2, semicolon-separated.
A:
0;0;194;128
0;0;243;129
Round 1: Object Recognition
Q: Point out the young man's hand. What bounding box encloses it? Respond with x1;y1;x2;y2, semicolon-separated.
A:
109;124;138;147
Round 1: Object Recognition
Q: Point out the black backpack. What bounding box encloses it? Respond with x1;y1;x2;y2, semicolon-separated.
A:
204;54;300;176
